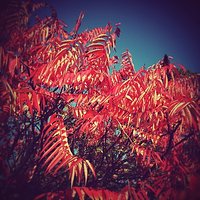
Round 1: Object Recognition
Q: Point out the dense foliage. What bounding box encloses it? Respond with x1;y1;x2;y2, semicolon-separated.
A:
0;1;200;199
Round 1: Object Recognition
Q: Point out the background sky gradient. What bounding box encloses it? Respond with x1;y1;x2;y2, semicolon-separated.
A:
1;0;199;72
45;0;199;72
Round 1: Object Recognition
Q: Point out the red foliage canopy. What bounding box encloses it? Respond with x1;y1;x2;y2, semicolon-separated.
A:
0;1;200;199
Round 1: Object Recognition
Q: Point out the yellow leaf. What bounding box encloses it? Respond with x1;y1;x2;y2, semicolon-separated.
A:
85;160;96;178
83;162;88;185
77;74;81;82
71;167;75;187
126;94;133;101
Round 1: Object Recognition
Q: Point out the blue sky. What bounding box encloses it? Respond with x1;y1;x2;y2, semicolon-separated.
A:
40;0;199;72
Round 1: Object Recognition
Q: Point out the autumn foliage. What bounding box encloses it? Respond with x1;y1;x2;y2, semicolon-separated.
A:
0;1;200;199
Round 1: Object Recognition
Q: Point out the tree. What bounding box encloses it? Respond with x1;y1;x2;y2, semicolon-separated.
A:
0;1;200;199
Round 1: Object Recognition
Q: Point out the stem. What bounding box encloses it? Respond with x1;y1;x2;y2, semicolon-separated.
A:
162;114;181;158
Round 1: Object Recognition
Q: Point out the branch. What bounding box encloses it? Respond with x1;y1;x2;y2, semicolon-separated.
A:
162;113;181;158
173;132;194;148
142;118;181;181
